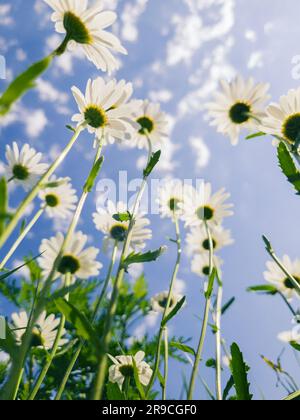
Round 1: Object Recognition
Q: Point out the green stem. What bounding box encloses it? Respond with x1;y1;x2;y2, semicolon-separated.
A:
146;217;181;398
187;221;214;400
91;140;153;401
215;284;223;401
278;291;297;317
28;273;71;400
54;242;118;400
162;327;169;400
0;207;44;271
0;124;85;251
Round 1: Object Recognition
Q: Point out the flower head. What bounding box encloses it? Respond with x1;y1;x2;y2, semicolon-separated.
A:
208;76;270;145
39;231;102;281
151;291;184;315
11;311;67;350
264;255;300;300
180;183;233;228
157;179;189;220
108;351;152;389
278;329;300;344
72;78;139;145
93;201;152;250
44;0;126;73
5;142;48;191
39;176;77;219
261;88;300;145
130;100;169;149
191;253;223;278
186;225;233;256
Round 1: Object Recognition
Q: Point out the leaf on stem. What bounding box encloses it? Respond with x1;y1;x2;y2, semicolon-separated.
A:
0;178;8;236
84;156;104;193
170;341;196;357
277;142;300;194
0;254;42;279
113;212;132;222
205;268;216;299
245;132;266;140
106;382;125;400
122;246;166;271
247;285;278;295
221;297;236;315
143;150;161;178
230;343;253;401
161;296;186;327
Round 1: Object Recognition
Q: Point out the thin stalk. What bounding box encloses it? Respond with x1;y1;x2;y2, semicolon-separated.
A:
215;284;223;401
54;242;118;400
0;207;44;270
187;221;214;400
162;327;169;400
92;139;153;401
146;217;181;398
278;291;297;317
0;124;85;251
27;273;71;400
1;138;101;401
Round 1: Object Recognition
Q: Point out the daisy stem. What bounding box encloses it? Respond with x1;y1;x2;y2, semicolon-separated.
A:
27;273;71;401
162;326;169;400
146;217;181;398
54;242;118;401
215;284;223;401
92;139;153;401
278;291;297;317
0;207;44;271
0;124;85;251
187;221;214;400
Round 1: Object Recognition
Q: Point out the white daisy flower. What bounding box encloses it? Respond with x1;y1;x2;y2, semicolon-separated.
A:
11;311;67;350
261;88;300;146
39;176;78;219
157;179;189;219
151;291;184;315
5;142;48;191
39;231;102;281
278;329;300;344
44;0;126;73
191;253;223;278
93;201;152;250
186;225;234;256
207;76;270;145
131;100;169;149
108;351;153;389
71;78;139;146
264;255;300;300
180;183;233;228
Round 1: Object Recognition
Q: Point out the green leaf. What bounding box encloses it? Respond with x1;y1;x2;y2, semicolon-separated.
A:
0;324;18;361
0;55;53;116
170;341;196;357
284;390;300;401
245;132;266;140
106;383;125;400
230;343;253;401
0;254;41;280
290;341;300;352
205;268;216;299
223;375;235;400
122;246;166;271
55;299;101;352
157;370;165;388
0;178;8;236
132;357;146;400
277;142;300;194
46;282;82;303
143;150;161;177
221;297;236;315
247;285;278;295
113;212;132;222
161;296;186;327
84;156;104;192
133;274;148;299
206;358;216;369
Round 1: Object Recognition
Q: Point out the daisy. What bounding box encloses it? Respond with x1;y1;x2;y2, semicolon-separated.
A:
71;78;139;145
261;88;300;146
131;100;169;149
264;255;300;300
39;176;78;219
186;225;234;256
180;183;233;228
5;142;48;191
108;351;153;389
278;329;300;344
157;179;189;219
93;201;152;250
191;253;223;278
151;291;184;315
44;0;126;73
11;311;67;350
39;231;102;281
207;76;270;145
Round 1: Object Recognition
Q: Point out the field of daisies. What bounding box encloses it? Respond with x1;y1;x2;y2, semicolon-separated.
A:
0;0;300;401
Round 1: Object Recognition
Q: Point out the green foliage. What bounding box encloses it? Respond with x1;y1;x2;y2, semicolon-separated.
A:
0;56;53;115
245;132;266;140
113;212;132;222
221;297;236;315
122;247;166;271
230;343;253;401
277;142;300;194
162;297;186;327
143;150;161;177
247;285;278;295
84;156;104;192
205;268;216;299
170;341;195;357
0;178;9;236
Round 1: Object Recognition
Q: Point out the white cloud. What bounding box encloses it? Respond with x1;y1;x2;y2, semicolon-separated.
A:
121;0;148;42
189;137;210;168
0;4;14;26
247;51;264;69
36;79;69;104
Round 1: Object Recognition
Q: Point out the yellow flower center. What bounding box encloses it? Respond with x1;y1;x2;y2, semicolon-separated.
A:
229;102;251;124
137;116;155;135
84;106;108;129
282;113;300;144
45;194;60;208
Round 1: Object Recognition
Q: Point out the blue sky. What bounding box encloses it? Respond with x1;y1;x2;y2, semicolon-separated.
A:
1;0;300;400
